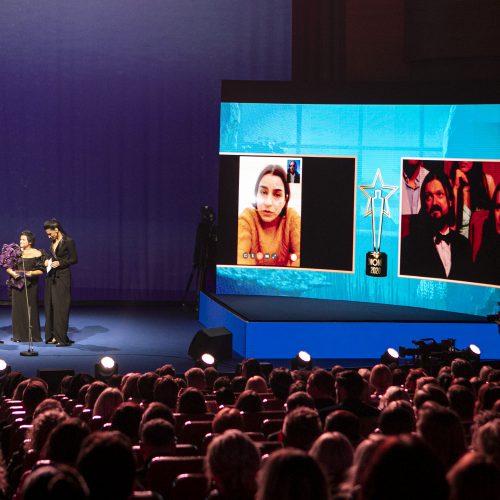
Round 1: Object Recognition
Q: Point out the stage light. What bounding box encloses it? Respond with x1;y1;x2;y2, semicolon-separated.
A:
195;353;217;369
380;347;399;366
464;344;481;362
95;356;118;380
291;351;313;370
468;344;480;356
0;359;11;378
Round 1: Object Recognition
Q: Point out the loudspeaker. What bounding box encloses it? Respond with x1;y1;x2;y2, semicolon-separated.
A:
188;327;232;360
37;369;75;394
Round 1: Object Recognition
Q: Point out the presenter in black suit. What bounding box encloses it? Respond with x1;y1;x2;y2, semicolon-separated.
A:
43;218;78;346
400;171;473;282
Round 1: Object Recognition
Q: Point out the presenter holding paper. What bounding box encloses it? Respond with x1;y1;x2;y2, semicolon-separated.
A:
43;218;78;346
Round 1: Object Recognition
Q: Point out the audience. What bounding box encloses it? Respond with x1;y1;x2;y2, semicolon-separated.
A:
109;401;143;443
245;376;268;394
185;367;207;391
306;369;336;413
256;448;330;500
77;431;135;500
139;419;176;464
369;364;393;399
309;432;353;498
236;390;263;413
205;429;260;500
43;418;90;466
378;400;416;435
282;407;322;451
447;452;500;500
324;410;362;448
92;387;123;422
359;434;449;500
0;356;498;500
269;368;293;403
152;375;179;409
177;387;208;414
212;407;244;434
417;402;467;470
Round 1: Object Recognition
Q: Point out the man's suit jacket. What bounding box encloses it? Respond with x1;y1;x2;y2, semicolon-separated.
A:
400;225;473;281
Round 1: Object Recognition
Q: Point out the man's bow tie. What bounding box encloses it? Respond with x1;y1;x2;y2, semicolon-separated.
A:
435;233;452;244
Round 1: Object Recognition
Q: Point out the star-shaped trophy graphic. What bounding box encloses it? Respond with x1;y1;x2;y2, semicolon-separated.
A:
359;168;398;277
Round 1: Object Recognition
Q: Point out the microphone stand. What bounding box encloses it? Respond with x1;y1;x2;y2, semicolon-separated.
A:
20;257;38;357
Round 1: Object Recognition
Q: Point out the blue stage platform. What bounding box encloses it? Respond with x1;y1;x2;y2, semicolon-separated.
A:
198;293;500;360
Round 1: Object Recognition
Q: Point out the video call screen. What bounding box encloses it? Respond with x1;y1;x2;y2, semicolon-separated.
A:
216;82;500;316
218;154;356;271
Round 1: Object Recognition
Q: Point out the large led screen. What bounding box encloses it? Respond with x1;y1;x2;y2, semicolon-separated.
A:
216;84;500;317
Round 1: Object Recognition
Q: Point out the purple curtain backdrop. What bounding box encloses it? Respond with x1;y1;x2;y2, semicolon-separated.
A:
0;1;291;300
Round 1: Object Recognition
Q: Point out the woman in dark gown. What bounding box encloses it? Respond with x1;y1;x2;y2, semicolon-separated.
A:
5;231;45;342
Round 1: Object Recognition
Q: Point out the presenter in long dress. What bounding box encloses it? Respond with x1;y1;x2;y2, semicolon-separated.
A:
43;218;78;346
5;231;45;342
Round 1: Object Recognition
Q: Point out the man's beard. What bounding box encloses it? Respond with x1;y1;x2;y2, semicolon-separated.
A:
428;205;448;232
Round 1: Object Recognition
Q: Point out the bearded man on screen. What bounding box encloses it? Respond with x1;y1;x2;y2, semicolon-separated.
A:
400;171;473;281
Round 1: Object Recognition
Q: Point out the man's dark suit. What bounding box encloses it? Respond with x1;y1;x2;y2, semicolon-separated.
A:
400;223;473;281
45;236;78;344
286;172;300;183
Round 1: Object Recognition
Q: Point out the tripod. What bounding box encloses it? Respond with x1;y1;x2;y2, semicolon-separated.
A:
20;257;38;357
182;206;217;311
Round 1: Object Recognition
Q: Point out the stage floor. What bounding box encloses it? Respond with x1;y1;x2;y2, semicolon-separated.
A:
0;303;212;377
1;297;497;380
214;295;487;323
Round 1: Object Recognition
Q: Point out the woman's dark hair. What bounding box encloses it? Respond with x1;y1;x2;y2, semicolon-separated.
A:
450;161;491;211
43;218;67;235
235;390;262;413
256;448;330;500
177;387;207;414
20;230;36;246
252;165;290;217
43;418;90;465
480;182;500;242
359;435;448;500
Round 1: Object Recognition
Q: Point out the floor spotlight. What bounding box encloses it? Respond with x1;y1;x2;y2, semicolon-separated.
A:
291;350;313;370
465;344;481;361
381;348;399;366
195;353;217;369
0;359;11;378
95;356;118;381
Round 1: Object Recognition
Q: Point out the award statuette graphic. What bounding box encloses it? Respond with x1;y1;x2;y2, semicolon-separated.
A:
359;169;398;277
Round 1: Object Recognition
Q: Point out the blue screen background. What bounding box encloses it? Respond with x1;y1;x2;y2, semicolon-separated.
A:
217;103;500;316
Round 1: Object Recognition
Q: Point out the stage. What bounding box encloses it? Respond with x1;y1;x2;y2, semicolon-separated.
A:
199;293;500;360
0;303;212;378
0;296;498;381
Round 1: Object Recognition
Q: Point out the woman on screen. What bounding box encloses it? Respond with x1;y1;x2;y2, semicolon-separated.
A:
237;165;301;267
451;161;495;238
2;231;45;342
474;182;500;285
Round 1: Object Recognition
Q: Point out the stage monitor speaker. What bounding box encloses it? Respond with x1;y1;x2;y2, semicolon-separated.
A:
188;327;232;360
37;368;75;395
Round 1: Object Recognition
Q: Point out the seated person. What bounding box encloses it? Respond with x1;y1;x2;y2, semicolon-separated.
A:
450;161;495;239
400;171;473;281
286;160;300;183
474;182;500;285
